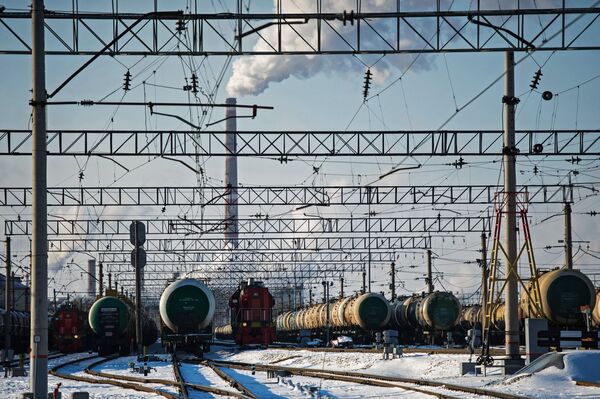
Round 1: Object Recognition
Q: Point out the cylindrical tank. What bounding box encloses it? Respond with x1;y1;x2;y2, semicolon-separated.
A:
342;293;391;330
159;278;216;333
417;291;461;330
215;324;233;335
521;268;595;326
88;296;131;336
275;293;390;332
395;292;461;331
592;290;600;328
460;305;482;330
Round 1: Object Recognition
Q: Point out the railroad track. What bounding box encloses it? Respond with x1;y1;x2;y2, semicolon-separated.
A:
209;358;532;399
51;353;252;399
217;340;511;356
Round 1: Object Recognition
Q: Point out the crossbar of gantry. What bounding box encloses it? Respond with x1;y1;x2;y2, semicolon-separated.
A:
4;216;491;236
1;130;600;156
0;184;581;207
97;251;409;264
47;235;437;253
1;6;599;55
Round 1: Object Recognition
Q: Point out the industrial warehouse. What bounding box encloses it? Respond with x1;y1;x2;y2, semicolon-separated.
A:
1;1;600;398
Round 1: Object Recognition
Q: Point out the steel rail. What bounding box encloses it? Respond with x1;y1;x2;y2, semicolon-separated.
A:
208;359;531;399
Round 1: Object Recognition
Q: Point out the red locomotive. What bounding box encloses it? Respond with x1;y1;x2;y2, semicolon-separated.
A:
51;301;91;353
228;279;276;346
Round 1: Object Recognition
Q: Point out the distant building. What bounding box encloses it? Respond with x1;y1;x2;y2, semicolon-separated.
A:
0;274;29;311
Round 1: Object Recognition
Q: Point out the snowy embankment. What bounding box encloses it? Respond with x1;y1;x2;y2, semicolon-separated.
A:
210;347;600;399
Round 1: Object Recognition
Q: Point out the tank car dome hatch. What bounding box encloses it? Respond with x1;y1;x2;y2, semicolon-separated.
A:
159;278;216;333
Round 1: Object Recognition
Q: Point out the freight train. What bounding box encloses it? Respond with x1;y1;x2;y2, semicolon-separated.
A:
214;279;276;346
459;268;597;343
50;300;92;353
88;290;158;356
388;291;462;345
159;278;215;353
276;292;391;344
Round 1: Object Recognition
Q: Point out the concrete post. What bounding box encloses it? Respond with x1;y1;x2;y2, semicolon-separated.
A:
98;262;103;297
503;51;521;360
4;237;11;361
390;261;396;300
480;232;488;329
87;259;96;298
564;203;573;269
30;0;49;395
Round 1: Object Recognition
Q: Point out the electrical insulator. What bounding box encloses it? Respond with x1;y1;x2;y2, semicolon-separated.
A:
530;69;542;90
123;70;132;91
363;68;372;100
176;19;186;32
190;73;199;94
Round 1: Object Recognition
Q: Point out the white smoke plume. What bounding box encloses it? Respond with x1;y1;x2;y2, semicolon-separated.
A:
226;0;436;97
226;0;559;97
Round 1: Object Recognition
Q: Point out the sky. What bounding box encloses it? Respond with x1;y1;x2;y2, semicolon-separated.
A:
0;0;600;306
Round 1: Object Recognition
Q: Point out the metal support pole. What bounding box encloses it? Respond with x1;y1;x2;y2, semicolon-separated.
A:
134;223;142;358
108;272;112;290
339;277;344;298
30;0;48;395
390;261;396;300
564;203;573;269
426;250;434;294
323;281;330;345
503;50;520;359
4;237;11;362
309;288;312;306
53;289;56;312
480;231;489;328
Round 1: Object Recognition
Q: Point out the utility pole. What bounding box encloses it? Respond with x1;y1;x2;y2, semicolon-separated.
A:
390;261;396;300
503;50;520;361
361;270;366;294
323;281;331;345
480;232;488;328
30;0;49;395
339;276;344;298
108;272;112;290
4;237;11;363
98;262;104;296
309;288;313;306
426;250;434;294
564;203;573;269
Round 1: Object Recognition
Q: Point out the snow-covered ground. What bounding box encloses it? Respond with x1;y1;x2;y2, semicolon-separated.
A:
208;346;600;399
1;348;599;398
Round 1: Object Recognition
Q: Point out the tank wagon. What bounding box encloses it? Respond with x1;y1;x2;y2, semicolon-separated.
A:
276;292;391;343
88;290;158;356
221;279;275;346
159;278;215;353
0;309;30;353
458;268;597;345
388;291;461;344
51;301;91;353
593;289;600;328
521;268;595;326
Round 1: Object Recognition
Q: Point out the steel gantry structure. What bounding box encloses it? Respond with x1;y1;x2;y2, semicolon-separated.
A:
4;216;491;236
0;183;582;207
1;3;599;55
1;129;600;156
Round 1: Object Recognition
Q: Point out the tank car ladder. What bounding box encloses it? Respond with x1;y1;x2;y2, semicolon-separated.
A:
478;192;543;366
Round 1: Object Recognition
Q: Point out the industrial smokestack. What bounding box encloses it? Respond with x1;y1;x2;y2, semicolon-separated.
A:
87;259;96;298
224;97;239;249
